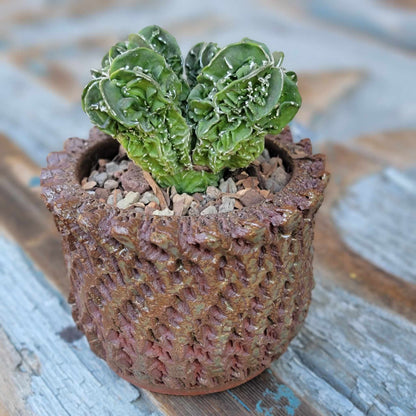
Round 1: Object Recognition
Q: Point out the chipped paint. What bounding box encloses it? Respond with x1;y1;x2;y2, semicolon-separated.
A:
0;235;161;416
334;167;416;284
255;385;301;416
28;176;40;187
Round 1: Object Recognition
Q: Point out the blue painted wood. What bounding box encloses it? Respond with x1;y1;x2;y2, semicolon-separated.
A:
274;278;416;415
1;0;416;151
297;0;416;51
0;235;162;416
0;61;90;166
333;166;416;284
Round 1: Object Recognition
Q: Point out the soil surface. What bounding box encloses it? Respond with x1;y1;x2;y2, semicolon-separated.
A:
81;146;290;216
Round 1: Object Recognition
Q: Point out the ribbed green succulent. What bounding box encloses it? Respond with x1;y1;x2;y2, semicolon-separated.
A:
82;25;301;193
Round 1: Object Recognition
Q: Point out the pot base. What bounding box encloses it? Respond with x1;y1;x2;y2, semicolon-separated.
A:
116;365;268;396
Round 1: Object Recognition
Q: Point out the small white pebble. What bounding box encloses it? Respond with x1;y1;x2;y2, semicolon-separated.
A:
116;191;140;209
82;180;97;190
94;172;108;186
107;190;123;205
119;160;129;171
153;208;174;216
103;179;119;190
140;191;160;205
219;178;237;194
200;205;218;215
105;161;122;175
219;197;235;213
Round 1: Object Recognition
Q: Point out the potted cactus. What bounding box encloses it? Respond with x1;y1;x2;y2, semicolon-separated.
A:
41;25;328;395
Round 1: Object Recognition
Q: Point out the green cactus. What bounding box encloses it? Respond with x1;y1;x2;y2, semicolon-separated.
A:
82;25;301;193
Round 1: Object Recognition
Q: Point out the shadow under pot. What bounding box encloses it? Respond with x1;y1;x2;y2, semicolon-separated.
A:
40;126;328;395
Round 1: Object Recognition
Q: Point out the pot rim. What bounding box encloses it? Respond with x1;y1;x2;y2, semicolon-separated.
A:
40;126;329;228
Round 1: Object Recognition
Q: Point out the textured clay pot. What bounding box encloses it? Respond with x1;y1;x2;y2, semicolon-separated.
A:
41;127;328;395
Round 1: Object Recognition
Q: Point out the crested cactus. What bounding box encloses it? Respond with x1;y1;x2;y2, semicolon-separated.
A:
82;25;301;193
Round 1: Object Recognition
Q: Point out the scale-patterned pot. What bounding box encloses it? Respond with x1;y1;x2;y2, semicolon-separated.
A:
40;127;328;395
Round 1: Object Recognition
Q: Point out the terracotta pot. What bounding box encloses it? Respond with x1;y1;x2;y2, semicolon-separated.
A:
40;127;328;395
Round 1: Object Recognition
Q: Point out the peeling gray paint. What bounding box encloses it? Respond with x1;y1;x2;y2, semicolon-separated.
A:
274;280;416;415
333;167;416;284
0;235;162;416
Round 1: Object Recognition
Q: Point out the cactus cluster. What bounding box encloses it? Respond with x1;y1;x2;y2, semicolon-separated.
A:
82;25;301;193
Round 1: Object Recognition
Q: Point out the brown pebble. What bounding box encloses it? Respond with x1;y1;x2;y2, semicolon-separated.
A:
235;171;249;181
142;171;168;209
98;158;108;167
234;200;243;210
192;193;204;202
259;189;271;199
236;177;259;189
82;180;97;190
145;201;159;215
120;165;151;193
188;201;200;216
95;188;110;201
172;193;194;216
170;186;177;199
238;189;265;207
113;170;123;179
119;144;127;158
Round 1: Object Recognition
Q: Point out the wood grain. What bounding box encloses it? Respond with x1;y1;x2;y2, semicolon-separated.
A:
0;62;90;167
0;133;69;296
333;166;416;284
315;141;416;321
0;235;161;416
347;130;416;169
0;328;32;416
297;70;365;125
147;370;317;416
273;278;416;415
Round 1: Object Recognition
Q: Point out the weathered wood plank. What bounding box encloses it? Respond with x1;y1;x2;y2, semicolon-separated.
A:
0;328;33;416
292;0;416;52
348;130;416;169
2;0;416;145
0;61;90;166
0;235;162;416
314;141;416;321
333;166;416;284
0;133;69;296
273;279;416;415
147;370;316;416
297;70;365;125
